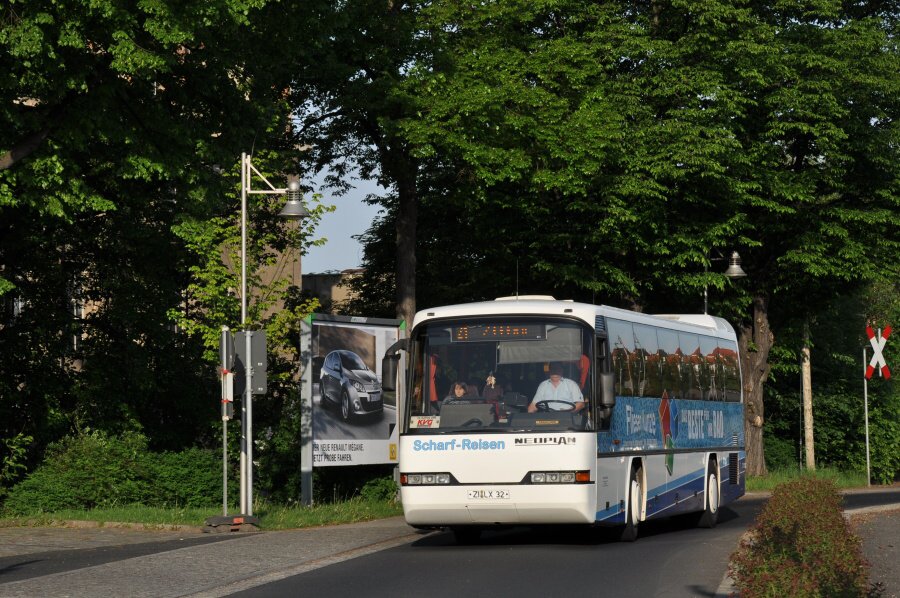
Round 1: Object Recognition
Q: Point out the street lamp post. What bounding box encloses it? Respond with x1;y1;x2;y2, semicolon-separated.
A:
239;152;308;516
704;251;747;314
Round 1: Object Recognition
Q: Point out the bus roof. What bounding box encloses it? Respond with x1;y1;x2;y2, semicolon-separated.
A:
411;297;737;340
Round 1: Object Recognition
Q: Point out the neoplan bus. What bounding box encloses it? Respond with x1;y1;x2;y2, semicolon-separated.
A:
382;296;745;543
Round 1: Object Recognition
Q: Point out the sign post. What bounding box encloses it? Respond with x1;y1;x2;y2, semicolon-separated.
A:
863;326;892;487
234;330;266;516
206;327;259;532
863;346;871;487
219;326;234;515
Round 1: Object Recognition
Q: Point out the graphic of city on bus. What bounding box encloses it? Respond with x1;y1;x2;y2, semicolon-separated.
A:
658;392;677;474
599;395;743;458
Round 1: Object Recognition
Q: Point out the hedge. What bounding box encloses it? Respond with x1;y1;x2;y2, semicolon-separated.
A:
729;477;869;597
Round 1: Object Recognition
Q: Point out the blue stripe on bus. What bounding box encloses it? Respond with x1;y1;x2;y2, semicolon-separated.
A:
595;467;706;523
645;471;706;518
596;503;625;523
594;457;746;523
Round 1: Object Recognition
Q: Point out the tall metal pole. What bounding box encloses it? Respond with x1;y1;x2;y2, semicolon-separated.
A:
240;152;248;515
863;346;871;487
236;152;304;516
246;330;254;515
223;402;228;515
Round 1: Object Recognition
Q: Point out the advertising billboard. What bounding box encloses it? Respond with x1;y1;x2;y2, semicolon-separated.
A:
309;314;403;466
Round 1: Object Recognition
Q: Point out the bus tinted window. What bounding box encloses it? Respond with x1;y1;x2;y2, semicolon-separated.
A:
657;328;679;399
608;319;635;397
678;332;702;400
699;336;719;401
719;339;741;402
633;324;660;398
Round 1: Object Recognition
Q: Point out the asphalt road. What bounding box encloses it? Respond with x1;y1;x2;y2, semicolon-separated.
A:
231;495;768;598
232;489;900;598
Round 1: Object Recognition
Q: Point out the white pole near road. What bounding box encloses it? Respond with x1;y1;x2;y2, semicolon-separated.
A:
863;346;871;487
240;153;249;515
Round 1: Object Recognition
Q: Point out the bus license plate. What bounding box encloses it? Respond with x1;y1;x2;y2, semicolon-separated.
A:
466;489;510;500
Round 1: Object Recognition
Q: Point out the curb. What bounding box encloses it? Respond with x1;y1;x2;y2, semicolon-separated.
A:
1;518;205;533
844;504;900;519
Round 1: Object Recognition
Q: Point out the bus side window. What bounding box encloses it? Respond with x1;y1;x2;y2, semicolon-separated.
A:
595;336;612;429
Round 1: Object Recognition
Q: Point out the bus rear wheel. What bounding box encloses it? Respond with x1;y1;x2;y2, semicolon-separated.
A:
695;461;719;529
620;465;642;542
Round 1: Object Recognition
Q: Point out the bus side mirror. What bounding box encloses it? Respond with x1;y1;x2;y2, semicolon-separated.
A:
599;372;616;409
381;338;409;392
382;355;400;391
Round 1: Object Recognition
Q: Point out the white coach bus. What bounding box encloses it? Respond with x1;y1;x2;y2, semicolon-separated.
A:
382;296;745;543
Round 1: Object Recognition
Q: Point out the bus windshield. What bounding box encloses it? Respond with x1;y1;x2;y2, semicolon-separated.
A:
405;316;594;434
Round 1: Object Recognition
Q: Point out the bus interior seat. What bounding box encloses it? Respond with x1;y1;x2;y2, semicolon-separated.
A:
440;402;495;428
502;391;530;410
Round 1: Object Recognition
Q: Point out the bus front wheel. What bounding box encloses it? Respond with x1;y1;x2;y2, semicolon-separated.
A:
620;465;643;542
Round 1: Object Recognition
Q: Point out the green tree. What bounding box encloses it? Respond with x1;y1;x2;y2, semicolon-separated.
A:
0;1;326;464
391;0;900;475
284;0;427;326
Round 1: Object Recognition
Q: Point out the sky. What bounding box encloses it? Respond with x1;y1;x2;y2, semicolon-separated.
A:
302;176;384;274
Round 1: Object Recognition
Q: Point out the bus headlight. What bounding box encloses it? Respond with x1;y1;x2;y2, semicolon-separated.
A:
401;473;452;485
529;470;590;484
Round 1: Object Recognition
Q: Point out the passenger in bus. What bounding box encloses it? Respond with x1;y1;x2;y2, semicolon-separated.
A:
482;373;504;400
445;380;475;402
528;363;586;412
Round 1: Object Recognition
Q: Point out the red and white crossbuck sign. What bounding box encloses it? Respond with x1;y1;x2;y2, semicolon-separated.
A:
865;326;892;380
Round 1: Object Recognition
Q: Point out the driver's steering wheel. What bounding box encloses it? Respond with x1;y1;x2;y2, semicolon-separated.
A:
534;400;576;412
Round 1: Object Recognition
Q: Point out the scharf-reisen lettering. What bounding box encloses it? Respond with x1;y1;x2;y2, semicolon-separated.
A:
412;439;506;451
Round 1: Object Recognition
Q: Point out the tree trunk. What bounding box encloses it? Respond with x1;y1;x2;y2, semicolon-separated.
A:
738;295;774;477
395;166;417;327
802;322;815;470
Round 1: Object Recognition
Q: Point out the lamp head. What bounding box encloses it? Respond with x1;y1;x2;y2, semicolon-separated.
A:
279;179;308;220
724;251;747;278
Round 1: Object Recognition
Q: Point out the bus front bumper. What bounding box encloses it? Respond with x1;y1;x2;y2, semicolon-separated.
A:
401;483;596;526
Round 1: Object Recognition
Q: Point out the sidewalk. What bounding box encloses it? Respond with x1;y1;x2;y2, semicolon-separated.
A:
0;517;424;597
850;506;900;598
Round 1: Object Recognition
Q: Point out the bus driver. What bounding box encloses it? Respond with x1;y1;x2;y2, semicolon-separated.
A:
528;363;586;413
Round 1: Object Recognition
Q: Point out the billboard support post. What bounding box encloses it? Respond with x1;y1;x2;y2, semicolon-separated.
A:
300;316;314;506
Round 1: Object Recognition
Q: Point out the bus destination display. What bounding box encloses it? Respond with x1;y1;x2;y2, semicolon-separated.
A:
452;323;545;342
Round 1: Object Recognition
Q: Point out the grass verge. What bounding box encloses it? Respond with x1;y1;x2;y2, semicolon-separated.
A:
0;498;404;531
747;466;869;492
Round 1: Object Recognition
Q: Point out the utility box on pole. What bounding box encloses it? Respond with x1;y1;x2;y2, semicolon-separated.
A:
234;330;267;395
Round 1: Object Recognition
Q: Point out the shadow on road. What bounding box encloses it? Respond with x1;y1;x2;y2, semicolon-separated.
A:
410;504;748;548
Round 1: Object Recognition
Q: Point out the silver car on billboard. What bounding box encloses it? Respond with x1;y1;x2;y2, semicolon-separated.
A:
319;350;383;422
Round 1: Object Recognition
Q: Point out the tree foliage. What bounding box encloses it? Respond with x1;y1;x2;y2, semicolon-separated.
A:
2;0;898;500
381;0;900;475
0;1;325;473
